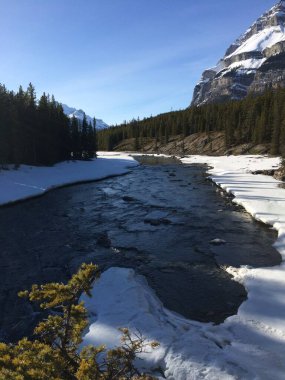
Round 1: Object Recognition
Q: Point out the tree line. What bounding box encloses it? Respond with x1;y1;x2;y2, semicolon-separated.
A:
98;88;285;155
0;83;97;167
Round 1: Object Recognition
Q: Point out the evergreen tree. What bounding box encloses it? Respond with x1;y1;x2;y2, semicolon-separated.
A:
81;113;88;159
0;263;158;380
0;83;97;166
271;98;281;155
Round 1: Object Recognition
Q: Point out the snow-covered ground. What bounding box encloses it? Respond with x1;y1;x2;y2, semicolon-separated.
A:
82;154;285;380
0;153;138;206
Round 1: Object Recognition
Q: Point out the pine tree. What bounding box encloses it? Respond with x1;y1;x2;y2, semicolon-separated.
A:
92;118;97;158
271;99;281;155
81;113;88;159
0;263;158;380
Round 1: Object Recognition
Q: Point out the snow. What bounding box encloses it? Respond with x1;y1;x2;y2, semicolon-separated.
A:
227;58;266;71
0;153;138;206
226;25;285;59
80;154;285;379
213;58;266;78
62;104;109;130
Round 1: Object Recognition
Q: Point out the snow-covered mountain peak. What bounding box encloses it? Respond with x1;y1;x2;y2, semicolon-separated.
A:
225;1;285;59
62;104;109;130
191;2;285;106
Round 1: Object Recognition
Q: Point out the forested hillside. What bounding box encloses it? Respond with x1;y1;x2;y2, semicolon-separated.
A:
0;84;97;166
98;88;285;156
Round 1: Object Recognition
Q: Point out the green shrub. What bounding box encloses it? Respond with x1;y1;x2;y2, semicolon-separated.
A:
0;263;158;380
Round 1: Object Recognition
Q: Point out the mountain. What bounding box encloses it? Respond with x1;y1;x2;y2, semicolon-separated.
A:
62;104;109;130
191;1;285;106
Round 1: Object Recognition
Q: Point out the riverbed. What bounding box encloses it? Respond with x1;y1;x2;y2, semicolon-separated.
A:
0;157;280;342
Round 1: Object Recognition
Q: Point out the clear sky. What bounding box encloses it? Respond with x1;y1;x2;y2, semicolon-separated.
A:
0;0;276;125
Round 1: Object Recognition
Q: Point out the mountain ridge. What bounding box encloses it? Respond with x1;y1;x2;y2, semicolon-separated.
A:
191;1;285;106
62;104;109;130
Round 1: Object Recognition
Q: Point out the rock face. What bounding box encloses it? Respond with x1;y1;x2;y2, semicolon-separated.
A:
192;1;285;106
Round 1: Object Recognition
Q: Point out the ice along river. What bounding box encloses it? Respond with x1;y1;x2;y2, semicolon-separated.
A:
0;156;280;342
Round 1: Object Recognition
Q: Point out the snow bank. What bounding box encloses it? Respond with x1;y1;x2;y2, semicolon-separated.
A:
0;152;138;206
82;154;285;379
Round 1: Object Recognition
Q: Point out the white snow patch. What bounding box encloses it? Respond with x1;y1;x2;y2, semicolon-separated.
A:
226;25;285;59
226;58;267;72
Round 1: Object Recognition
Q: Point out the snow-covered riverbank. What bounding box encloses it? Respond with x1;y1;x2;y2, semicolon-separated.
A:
1;152;285;378
0;153;138;206
82;154;285;380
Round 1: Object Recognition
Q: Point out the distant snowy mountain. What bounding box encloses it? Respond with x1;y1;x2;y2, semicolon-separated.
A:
192;1;285;106
62;104;109;130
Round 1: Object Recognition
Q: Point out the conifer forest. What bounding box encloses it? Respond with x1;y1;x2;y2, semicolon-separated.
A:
98;88;285;156
0;83;97;166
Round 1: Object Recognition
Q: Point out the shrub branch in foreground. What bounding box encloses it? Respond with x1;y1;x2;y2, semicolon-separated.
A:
0;263;159;380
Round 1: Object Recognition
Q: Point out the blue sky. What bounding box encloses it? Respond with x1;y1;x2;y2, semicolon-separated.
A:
0;0;276;124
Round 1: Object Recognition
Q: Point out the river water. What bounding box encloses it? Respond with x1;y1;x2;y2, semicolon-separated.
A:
0;157;280;342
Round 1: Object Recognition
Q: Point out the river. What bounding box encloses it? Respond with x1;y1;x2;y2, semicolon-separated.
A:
0;156;280;342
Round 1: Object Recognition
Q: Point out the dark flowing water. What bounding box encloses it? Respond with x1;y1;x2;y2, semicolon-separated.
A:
0;157;280;342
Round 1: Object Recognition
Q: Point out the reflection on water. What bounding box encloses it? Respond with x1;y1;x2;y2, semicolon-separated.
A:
133;155;181;166
0;157;280;342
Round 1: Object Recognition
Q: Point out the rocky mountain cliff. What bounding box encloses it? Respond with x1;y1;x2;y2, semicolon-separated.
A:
62;104;109;130
191;1;285;106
